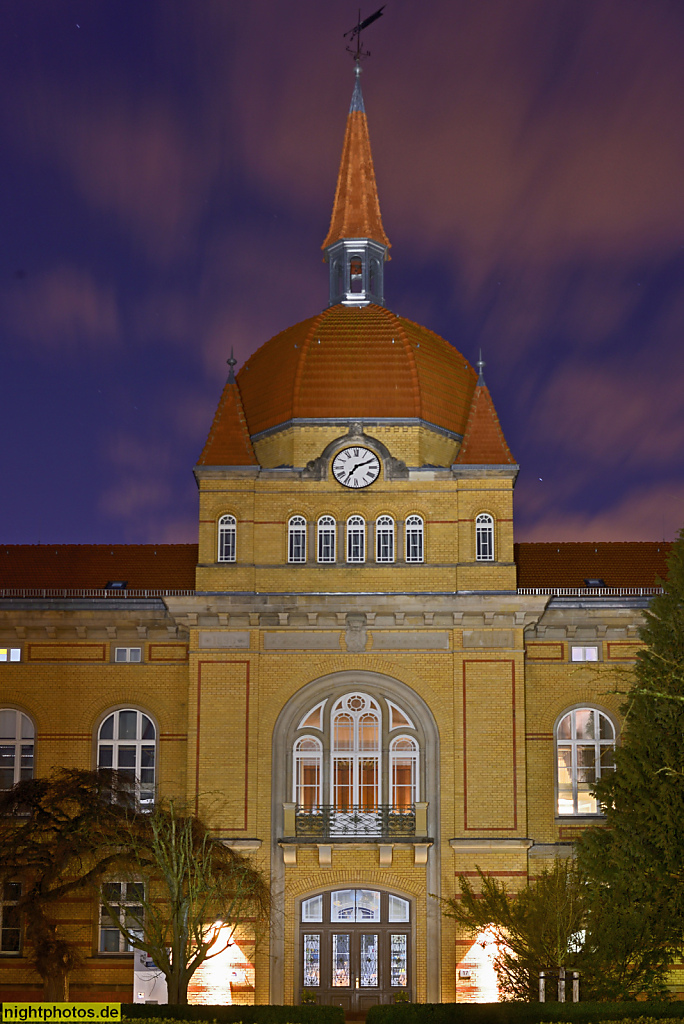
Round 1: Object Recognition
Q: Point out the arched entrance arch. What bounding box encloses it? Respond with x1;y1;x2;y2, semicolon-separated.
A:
270;670;441;1005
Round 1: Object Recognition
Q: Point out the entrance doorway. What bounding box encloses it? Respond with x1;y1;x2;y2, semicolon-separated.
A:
300;889;411;1010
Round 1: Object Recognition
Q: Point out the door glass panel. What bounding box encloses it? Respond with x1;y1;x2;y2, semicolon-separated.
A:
333;759;353;811
388;895;409;922
360;759;379;809
302;896;323;922
360;934;378;986
390;934;408;986
303;934;320;986
332;934;350;986
356;890;380;921
331;891;355;921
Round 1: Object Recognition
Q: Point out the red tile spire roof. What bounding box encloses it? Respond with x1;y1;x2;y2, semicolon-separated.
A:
322;65;390;250
197;363;258;467
453;379;516;466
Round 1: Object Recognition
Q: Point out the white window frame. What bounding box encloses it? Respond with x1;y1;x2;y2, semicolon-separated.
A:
114;647;142;663
317;516;336;563
0;881;22;955
346;516;366;563
293;736;323;810
97;709;156;810
99;881;145;954
0;709;35;791
405;515;424;563
570;646;600;662
389;736;419;809
556;707;616;816
0;649;21;663
217;514;237;563
476;513;495;561
331;693;381;808
288;516;307;563
375;515;395;563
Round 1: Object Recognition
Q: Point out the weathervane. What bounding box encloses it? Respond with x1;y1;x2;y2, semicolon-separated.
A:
344;5;386;61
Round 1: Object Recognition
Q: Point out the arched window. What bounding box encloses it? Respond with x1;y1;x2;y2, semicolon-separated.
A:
349;255;363;293
288;516;307;563
293;736;323;810
390;736;419;810
317;516;336;563
0;710;34;790
346;516;366;563
376;516;395;563
97;709;156;810
556;708;616;815
476;513;495;561
405;516;424;563
217;514;236;563
332;694;380;810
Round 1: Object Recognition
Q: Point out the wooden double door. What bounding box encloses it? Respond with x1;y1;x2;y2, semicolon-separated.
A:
300;889;411;1011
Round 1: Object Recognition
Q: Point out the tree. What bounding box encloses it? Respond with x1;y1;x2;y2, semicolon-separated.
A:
0;769;132;1000
443;858;585;1001
443;857;670;1002
99;800;270;1005
578;527;684;988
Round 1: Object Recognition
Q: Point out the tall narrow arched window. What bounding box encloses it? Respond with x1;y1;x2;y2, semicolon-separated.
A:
217;514;236;563
0;710;34;790
346;516;366;563
390;736;419;810
293;736;323;810
97;709;156;810
405;516;424;563
376;516;395;563
349;255;363;294
556;708;616;815
332;694;381;810
476;513;495;561
288;516;307;563
317;516;336;563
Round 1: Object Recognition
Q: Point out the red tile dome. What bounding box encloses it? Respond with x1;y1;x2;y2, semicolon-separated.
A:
236;303;478;439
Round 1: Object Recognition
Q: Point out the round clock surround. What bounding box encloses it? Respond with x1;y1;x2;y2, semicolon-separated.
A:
332;446;381;488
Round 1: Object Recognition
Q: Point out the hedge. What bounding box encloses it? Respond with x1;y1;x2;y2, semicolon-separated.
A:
122;1007;344;1024
365;1004;684;1024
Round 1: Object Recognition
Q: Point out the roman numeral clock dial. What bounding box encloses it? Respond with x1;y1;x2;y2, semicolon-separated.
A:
332;446;381;488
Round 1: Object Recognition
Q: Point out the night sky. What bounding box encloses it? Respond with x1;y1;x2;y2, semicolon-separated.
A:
2;0;684;546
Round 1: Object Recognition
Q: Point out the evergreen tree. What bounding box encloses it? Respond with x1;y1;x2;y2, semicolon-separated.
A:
578;528;684;975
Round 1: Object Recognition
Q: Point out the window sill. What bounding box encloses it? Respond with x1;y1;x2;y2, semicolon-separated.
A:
555;814;606;823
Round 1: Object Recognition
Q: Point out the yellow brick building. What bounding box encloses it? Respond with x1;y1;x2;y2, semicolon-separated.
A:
0;60;673;1007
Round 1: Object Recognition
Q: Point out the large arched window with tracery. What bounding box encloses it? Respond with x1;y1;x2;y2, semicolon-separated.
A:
291;691;421;836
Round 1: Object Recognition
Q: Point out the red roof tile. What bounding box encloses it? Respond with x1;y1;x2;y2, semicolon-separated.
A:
235;304;477;445
454;383;516;465
197;377;257;466
0;545;197;591
322;107;390;250
515;542;672;589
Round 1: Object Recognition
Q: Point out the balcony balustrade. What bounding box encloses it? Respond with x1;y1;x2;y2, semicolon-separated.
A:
294;804;417;838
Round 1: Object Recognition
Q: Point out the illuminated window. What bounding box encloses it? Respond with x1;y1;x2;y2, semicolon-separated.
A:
288;516;307;563
317;516;336;563
349;255;363;293
0;710;34;790
405;516;424;563
556;708;615;815
376;516;395;563
218;515;236;563
389;736;419;810
293;736;323;810
97;709;156;810
346;516;366;563
476;514;494;561
0;649;21;663
571;646;599;662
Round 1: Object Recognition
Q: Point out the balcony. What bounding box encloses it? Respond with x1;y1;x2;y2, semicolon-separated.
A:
280;802;431;867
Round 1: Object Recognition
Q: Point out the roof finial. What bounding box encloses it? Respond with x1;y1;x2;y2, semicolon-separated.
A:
227;347;237;384
344;6;386;63
350;59;365;113
476;349;486;386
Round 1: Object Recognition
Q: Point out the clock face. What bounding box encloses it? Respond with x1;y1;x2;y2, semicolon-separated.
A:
332;446;381;488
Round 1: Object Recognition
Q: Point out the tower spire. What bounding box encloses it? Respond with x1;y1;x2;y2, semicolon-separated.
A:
322;60;390;307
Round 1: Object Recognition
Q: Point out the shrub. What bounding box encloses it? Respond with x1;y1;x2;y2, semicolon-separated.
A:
365;1004;684;1024
122;1006;344;1024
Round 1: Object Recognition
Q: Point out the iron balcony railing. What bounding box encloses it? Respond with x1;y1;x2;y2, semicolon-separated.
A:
517;587;663;597
295;804;416;838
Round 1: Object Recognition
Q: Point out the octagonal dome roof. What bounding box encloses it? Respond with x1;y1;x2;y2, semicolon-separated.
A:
236;303;478;439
